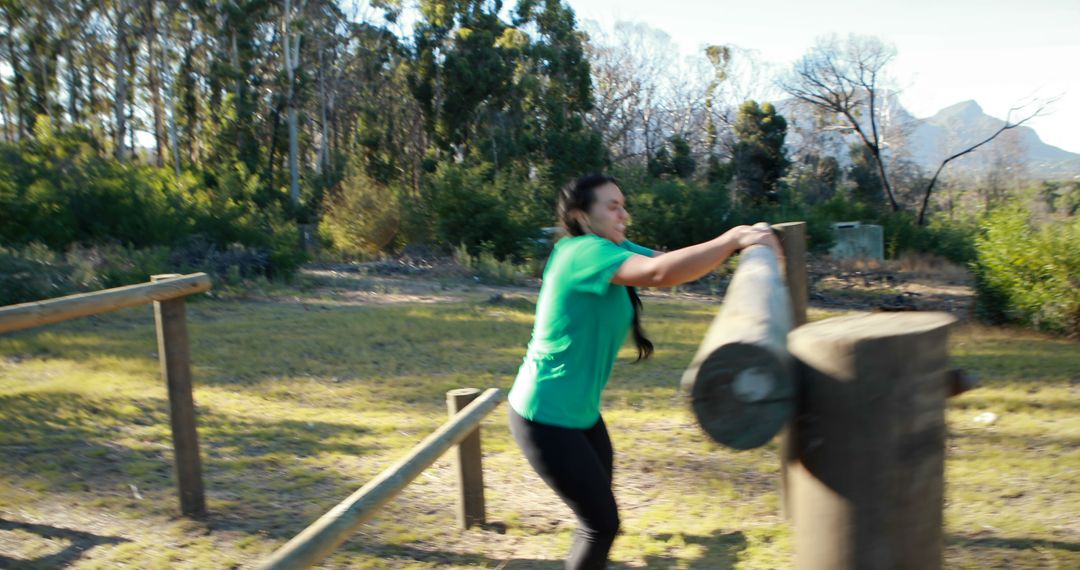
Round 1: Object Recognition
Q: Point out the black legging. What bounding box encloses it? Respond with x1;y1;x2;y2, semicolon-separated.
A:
509;407;620;570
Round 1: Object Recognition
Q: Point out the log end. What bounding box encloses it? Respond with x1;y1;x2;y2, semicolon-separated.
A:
683;343;796;450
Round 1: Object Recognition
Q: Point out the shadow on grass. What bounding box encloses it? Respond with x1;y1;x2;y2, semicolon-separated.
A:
949;534;1080;552
952;344;1080;384
0;518;129;569
340;529;747;569
0;391;378;538
947;425;1080;449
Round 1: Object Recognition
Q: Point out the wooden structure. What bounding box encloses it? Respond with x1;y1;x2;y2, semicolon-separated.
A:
787;312;957;569
0;273;212;518
257;388;503;570
680;234;797;450
447;388;487;529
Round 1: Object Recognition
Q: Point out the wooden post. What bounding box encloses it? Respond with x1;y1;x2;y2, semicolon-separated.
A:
152;274;206;518
787;312;956;569
258;389;503;570
772;222;808;327
772;221;808;519
447;388;486;529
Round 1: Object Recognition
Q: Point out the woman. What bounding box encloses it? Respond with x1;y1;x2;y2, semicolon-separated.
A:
507;174;780;569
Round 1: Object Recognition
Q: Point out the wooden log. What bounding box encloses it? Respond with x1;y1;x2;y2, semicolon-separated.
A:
0;273;211;334
681;243;796;450
787;312;956;570
257;388;504;570
447;388;486;529
152;274;206;519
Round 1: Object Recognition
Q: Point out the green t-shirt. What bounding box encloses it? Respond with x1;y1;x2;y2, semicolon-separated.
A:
508;235;653;428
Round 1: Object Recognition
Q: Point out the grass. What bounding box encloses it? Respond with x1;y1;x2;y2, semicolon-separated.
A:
0;282;1077;568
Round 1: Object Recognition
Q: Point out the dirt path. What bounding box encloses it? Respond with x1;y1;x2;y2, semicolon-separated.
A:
297;254;976;320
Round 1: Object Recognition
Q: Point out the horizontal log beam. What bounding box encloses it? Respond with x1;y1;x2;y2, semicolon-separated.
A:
0;273;211;334
257;388;504;570
681;243;796;449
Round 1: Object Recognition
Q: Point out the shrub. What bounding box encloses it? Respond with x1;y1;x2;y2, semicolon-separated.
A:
320;164;402;258
453;242;529;285
626;177;731;251
972;207;1080;336
425;162;548;260
0;125;305;280
0;243;75;305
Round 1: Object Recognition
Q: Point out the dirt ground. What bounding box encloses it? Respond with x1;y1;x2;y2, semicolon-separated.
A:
299;252;976;320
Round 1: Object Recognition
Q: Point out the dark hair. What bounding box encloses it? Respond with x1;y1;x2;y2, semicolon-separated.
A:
557;175;654;362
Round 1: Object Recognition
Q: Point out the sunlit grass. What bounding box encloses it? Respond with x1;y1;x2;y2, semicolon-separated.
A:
1;290;1077;568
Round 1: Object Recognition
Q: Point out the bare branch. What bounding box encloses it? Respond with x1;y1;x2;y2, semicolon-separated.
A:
916;97;1057;224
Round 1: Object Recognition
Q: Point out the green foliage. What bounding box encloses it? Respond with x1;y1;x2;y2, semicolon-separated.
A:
320;164;403;258
0;243;169;305
786;153;840;205
452;242;529;285
847;143;885;208
0;238;289;306
804;192;976;261
425;161;549;259
625;173;731;251
972;207;1080;336
0;243;78;305
647;136;696;180
0;125;188;248
732;101;788;204
0;126;306;281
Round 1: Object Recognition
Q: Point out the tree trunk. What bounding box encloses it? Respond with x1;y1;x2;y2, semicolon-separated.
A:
113;4;128;160
160;19;182;179
6;12;28;139
317;47;329;175
65;39;80;125
146;0;165;166
86;57;98;134
283;0;301;209
872;148;900;212
0;80;12;142
288;103;300;206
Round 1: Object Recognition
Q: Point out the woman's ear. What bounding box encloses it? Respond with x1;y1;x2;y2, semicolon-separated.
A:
572;210;594;235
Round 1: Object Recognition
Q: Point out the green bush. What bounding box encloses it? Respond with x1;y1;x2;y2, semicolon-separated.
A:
626;176;731;251
0;124;188;248
0;243;170;305
425;161;549;260
320;165;403;258
453;242;529;285
801;193;976;262
0;243;76;305
0;125;305;280
972;207;1080;336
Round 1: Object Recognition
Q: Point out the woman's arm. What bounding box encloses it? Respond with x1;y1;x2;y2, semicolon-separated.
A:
612;225;779;288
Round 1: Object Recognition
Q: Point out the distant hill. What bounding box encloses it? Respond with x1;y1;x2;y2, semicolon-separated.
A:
779;97;1080;181
908;100;1080;180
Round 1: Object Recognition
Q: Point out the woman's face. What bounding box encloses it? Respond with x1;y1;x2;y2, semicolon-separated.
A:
583;182;629;243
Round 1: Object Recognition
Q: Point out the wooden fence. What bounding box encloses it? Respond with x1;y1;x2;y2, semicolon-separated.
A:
257;387;503;570
0;273;211;517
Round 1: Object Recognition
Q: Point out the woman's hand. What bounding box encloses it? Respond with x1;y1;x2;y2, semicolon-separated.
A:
730;224;783;259
613;223;783;288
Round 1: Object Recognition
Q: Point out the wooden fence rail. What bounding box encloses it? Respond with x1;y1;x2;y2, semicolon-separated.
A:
0;273;211;517
0;273;211;334
257;387;504;570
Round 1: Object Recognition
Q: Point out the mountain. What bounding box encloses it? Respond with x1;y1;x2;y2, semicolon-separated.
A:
779;97;1080;181
907;100;1080;180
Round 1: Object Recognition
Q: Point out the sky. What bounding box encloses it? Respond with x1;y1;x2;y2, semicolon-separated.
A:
566;0;1080;153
